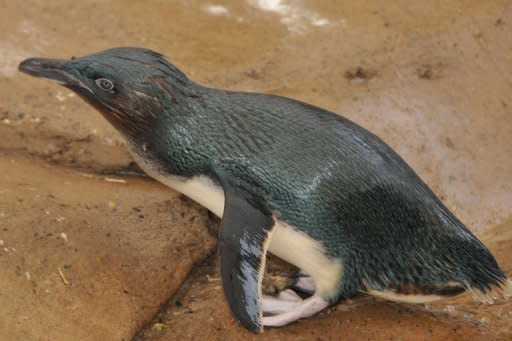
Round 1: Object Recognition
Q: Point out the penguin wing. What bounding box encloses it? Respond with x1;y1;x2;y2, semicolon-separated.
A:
217;176;274;334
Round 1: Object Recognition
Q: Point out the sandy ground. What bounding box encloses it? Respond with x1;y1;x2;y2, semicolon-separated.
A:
0;0;511;340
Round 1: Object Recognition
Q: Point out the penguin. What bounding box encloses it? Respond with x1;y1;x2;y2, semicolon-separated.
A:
19;47;511;334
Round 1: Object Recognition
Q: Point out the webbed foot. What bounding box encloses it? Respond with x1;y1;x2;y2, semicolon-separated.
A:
262;295;329;327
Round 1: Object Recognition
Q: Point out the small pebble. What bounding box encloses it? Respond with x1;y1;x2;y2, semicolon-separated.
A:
204;5;229;16
104;177;126;184
56;91;67;102
152;323;167;331
59;232;69;243
443;305;455;313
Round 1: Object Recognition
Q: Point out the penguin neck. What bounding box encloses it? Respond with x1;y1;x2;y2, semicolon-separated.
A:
107;78;206;146
125;105;212;178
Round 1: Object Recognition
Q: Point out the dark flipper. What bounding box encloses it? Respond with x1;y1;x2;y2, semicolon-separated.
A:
218;178;274;334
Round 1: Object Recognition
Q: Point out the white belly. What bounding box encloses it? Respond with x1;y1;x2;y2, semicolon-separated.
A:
134;153;343;297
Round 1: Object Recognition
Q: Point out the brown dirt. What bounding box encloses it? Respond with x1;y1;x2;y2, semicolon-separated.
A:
0;153;217;340
0;0;511;340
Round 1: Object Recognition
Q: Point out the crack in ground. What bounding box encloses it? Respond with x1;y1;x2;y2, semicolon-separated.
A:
0;146;147;177
131;250;219;340
0;124;147;177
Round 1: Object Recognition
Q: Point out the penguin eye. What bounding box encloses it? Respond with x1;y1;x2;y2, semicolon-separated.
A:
95;78;114;91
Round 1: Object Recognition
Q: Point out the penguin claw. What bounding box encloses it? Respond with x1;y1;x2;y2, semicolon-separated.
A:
290;274;316;295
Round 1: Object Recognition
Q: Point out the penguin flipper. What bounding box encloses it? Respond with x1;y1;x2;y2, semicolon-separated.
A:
218;178;274;334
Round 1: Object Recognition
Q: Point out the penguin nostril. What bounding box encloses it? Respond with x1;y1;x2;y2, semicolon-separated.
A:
19;59;45;72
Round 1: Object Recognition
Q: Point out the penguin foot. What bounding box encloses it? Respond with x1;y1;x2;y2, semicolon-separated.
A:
290;273;316;294
275;288;303;301
262;289;303;315
262;296;329;327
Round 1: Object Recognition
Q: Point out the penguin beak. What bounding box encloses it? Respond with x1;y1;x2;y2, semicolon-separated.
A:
19;58;72;83
18;58;93;93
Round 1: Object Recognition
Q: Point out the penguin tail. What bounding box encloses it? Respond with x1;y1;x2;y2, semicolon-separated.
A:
467;277;512;304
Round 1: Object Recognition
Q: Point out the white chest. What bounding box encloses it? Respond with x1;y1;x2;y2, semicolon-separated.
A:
131;149;225;215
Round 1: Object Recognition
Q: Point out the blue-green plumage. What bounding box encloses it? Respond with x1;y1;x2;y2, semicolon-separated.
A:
154;87;505;292
19;47;509;333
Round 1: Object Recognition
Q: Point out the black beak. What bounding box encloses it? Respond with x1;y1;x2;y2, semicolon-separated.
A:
18;58;92;93
19;58;73;83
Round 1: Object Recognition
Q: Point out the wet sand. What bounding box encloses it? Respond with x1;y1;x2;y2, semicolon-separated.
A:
0;1;511;340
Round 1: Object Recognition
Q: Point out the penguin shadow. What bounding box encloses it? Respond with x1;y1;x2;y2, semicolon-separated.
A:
141;206;512;339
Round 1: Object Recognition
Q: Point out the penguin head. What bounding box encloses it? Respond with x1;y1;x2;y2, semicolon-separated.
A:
19;47;196;137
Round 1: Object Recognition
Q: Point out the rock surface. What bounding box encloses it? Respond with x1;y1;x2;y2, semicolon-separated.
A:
0;154;216;340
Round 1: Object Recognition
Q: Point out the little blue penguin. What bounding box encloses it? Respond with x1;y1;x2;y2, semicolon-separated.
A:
19;47;511;334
